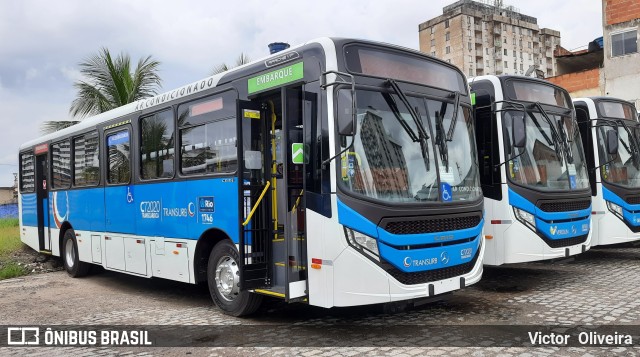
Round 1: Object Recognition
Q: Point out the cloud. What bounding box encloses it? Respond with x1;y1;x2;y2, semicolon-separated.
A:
0;0;604;188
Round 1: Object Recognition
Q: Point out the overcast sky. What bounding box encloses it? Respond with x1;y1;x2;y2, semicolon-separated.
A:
0;0;603;187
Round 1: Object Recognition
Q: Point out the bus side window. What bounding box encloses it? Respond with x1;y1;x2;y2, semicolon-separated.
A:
106;129;131;185
473;82;502;200
575;102;597;196
73;133;100;186
140;109;175;180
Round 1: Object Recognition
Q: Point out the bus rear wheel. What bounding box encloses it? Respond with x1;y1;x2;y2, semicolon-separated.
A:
207;240;262;316
62;229;91;277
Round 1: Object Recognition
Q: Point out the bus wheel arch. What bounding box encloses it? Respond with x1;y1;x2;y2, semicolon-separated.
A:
58;221;73;258
61;227;91;277
193;229;234;284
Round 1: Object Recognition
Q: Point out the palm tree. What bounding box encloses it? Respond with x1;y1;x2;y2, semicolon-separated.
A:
40;48;161;134
40;120;80;134
211;53;251;75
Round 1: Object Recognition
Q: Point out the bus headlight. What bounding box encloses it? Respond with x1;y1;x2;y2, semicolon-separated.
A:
344;228;379;257
606;201;623;218
514;207;536;232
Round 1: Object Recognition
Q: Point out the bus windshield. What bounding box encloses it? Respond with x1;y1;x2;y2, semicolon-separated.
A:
597;101;637;121
338;88;481;203
503;110;590;191
597;120;640;188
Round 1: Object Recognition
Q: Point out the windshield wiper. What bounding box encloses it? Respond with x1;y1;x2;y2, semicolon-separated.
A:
446;91;460;141
385;79;431;171
616;119;640;169
435;103;450;170
530;102;565;162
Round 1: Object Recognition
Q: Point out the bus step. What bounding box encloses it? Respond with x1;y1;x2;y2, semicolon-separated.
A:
254;287;285;299
39;250;52;255
275;261;307;270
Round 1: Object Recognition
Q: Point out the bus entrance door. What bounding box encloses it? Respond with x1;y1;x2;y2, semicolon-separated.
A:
238;100;274;291
281;87;308;301
237;87;309;301
35;153;51;252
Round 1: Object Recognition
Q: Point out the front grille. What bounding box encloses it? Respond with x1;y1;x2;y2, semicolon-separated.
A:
625;196;640;205
384;214;481;235
539;233;588;248
384;241;481;285
538;200;590;213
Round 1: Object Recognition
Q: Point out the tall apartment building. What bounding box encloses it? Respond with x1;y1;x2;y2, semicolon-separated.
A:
418;0;561;78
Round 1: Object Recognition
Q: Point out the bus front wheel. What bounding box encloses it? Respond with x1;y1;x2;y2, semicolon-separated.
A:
207;240;262;316
62;229;91;277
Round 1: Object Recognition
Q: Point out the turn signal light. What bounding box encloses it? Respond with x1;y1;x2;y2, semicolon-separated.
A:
311;258;322;269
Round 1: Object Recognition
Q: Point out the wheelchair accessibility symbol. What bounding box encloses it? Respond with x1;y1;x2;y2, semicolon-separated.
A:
126;186;134;203
441;183;452;202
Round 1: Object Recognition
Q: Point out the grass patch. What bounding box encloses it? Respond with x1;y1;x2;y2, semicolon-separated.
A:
0;261;27;280
0;218;28;280
0;218;21;257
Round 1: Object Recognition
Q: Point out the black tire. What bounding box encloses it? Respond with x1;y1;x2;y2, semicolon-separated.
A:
62;229;91;277
207;240;262;316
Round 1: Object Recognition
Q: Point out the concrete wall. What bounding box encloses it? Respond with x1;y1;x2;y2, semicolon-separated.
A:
602;0;640;108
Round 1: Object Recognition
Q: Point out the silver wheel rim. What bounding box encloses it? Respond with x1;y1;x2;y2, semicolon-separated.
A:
215;255;240;301
65;238;75;269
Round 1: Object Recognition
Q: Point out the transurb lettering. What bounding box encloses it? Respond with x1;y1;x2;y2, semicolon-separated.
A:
134;77;217;111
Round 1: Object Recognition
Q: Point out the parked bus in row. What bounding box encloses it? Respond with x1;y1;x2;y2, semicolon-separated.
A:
470;75;592;265
574;97;640;246
18;38;485;316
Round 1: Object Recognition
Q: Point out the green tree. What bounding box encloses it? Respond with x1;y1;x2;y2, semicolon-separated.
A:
40;48;161;134
211;53;250;75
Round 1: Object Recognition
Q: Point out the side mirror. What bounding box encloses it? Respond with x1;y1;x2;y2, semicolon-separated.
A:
337;90;356;136
606;129;619;155
512;113;527;148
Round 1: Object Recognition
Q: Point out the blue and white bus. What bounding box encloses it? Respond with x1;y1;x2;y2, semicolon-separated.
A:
574;97;640;246
470;75;592;265
18;38;484;316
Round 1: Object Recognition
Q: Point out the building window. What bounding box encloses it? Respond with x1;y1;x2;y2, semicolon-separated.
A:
140;109;175;180
446;32;450;41
446;46;451;54
504;38;507;44
431;51;436;56
468;42;472;51
51;140;71;189
469;55;473;62
514;62;517;69
431;39;435;47
469;68;474;76
504;49;508;55
445;19;450;28
520;63;524;70
447;59;451;63
505;61;508;68
611;29;638;57
528;42;532;48
431;27;435;34
512;25;516;32
73;133;99;186
107;130;131;184
529;53;532;60
486;48;490;54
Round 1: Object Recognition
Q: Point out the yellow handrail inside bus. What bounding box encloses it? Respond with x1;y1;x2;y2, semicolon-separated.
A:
242;181;271;227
